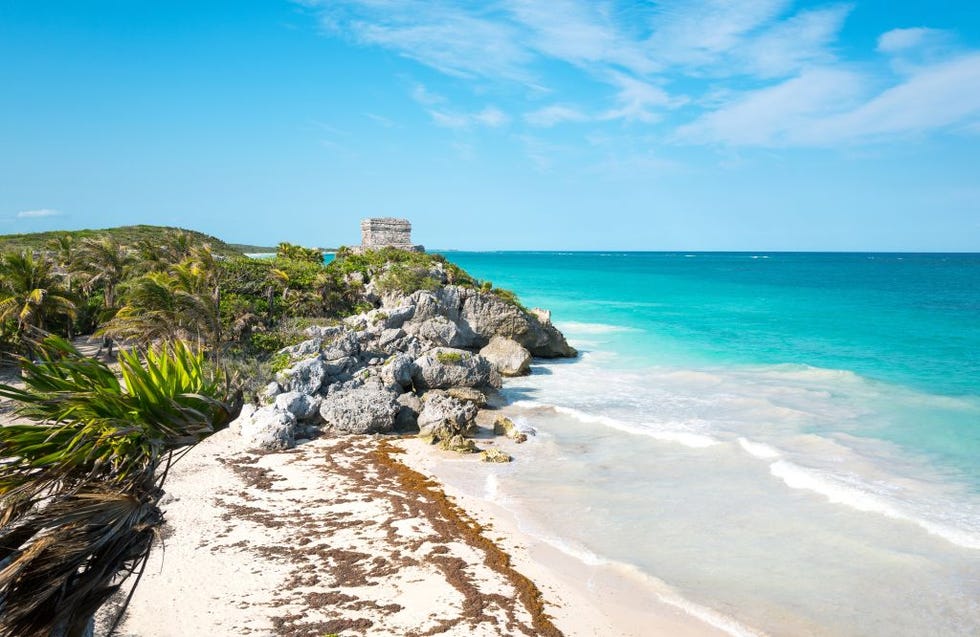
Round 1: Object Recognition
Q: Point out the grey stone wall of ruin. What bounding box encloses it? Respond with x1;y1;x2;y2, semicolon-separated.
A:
359;218;424;252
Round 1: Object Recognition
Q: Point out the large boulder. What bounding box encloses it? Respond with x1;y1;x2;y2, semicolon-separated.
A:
406;315;471;349
239;406;296;451
457;287;576;358
382;305;415;330
412;348;501;391
319;384;400;434
277;358;327;395
417;392;478;440
381;353;415;389
274;391;321;421
479;336;532;377
279;337;322;360
321;329;360;360
392;286;575;358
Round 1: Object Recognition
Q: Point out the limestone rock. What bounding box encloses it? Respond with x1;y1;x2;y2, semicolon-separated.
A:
258;381;281;405
481;448;512;463
274;391;321;421
445;386;488;406
319;384;400;434
412;348;501;391
395;392;422;431
458;287;576;358
279;337;322;360
479;336;532;377
229;403;257;435
239;406;296;451
493;416;528;443
438;434;480;454
278;358;327;395
321;329;360;360
406;314;470;349
381;353;415;389
417;392;478;440
382;305;415;329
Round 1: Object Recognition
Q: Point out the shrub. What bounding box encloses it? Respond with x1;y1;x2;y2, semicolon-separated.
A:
374;265;441;296
436;351;465;364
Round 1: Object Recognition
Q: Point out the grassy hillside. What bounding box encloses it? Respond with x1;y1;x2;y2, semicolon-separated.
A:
0;225;250;257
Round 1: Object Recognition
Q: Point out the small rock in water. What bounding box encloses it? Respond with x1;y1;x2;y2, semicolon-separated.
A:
493;416;528;443
481;448;512;463
439;434;480;454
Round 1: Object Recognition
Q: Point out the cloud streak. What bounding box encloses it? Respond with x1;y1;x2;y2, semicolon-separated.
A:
298;1;980;149
17;208;63;219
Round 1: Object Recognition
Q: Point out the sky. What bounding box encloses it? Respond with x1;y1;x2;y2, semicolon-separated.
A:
1;0;979;251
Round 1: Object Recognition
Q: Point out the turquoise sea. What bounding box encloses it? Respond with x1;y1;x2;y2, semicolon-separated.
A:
434;252;980;636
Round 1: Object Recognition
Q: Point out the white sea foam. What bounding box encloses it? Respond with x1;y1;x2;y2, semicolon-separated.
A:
655;591;768;637
546;405;721;448
483;473;499;501
559;321;641;334
770;460;980;550
737;437;781;459
533;532;766;636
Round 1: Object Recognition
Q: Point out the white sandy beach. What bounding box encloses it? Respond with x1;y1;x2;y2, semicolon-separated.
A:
107;425;728;637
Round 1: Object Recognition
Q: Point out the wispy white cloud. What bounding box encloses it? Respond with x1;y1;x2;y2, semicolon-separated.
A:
411;83;445;106
601;73;686;123
735;4;852;78
298;1;980;149
524;104;588;127
877;27;949;54
675;68;865;146
430;105;510;129
17;208;63;219
306;1;533;81
676;53;980;147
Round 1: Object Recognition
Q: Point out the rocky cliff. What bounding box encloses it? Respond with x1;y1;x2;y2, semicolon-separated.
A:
232;251;575;457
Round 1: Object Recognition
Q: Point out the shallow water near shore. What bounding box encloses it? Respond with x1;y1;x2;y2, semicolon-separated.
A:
434;251;980;636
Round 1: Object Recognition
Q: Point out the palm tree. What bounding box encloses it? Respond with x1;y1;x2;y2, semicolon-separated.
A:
0;335;241;637
73;237;135;357
0;252;76;351
73;237;133;313
46;235;77;338
101;246;223;360
133;231;197;274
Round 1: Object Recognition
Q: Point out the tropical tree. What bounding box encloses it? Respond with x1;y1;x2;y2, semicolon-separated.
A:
0;335;241;637
133;230;196;274
0;252;76;350
72;237;133;312
101;246;223;359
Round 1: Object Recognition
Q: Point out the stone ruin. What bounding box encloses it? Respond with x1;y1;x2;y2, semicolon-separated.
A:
359;218;424;252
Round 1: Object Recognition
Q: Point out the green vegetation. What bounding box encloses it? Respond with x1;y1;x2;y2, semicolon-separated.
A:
276;241;324;263
0;224;246;258
0;335;240;636
436;351;465;364
0;229;499;369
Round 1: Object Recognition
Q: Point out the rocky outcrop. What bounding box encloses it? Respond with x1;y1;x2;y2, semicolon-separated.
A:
277;357;327;395
238;406;296;451
235;255;576;455
417;391;478;441
319;384;400;434
479;336;532;377
274;391;321;421
394;286;575;358
412;348;500;391
481;448;512;463
493;416;528;443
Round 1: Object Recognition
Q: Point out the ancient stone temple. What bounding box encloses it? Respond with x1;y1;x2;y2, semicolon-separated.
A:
359;217;424;252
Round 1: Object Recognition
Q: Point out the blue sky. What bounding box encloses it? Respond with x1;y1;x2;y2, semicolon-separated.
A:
1;1;979;250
